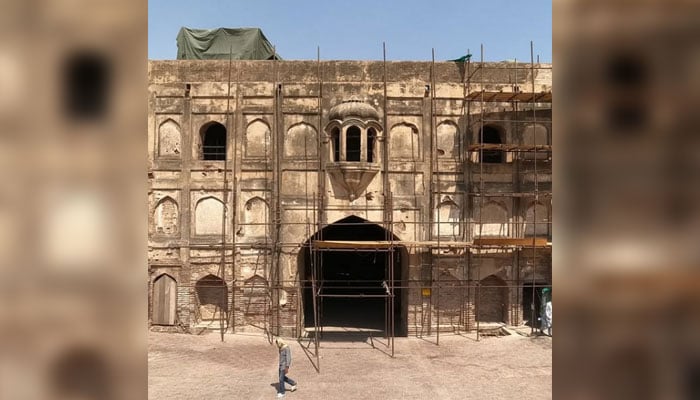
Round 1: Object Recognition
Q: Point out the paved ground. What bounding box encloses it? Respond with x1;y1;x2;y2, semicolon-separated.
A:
149;329;551;400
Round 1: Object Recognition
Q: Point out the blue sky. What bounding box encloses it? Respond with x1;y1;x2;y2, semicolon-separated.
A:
148;0;551;62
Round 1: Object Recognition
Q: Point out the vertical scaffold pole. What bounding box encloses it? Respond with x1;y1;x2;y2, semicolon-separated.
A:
476;44;484;342
218;45;233;342
529;41;539;336
431;48;440;346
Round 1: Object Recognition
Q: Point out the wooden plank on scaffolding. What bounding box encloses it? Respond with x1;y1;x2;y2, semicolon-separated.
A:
313;240;474;249
465;91;552;103
473;237;549;247
312;240;395;249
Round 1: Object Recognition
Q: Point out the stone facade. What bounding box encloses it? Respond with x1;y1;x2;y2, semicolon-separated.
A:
148;60;552;336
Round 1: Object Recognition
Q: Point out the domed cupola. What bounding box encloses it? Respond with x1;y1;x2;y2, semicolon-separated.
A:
328;99;381;121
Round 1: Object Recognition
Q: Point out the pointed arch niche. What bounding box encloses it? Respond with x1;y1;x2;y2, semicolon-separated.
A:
158;119;181;158
154;196;178;235
285;122;318;159
245;119;271;159
390;122;420;161
474;201;509;237
434;196;461;239
521;124;549;160
524;202;550;237
194;197;225;236
436;120;459;160
242;196;269;238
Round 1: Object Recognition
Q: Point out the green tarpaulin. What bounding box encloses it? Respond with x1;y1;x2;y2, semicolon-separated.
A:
449;54;473;62
176;27;280;60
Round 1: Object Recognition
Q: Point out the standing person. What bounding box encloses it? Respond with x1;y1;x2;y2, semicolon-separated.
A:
539;288;552;336
545;296;552;336
275;338;297;398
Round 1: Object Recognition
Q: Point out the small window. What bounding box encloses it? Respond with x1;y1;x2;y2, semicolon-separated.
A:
332;127;340;162
367;128;376;163
346;126;361;162
480;125;503;163
201;122;227;160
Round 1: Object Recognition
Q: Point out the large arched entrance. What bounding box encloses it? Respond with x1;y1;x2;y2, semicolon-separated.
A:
300;216;408;336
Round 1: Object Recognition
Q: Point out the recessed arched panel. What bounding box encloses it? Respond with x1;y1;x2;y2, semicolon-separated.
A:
434;199;461;238
390;123;420;160
285;122;317;158
245;119;271;158
154;197;178;235
195;197;224;235
243;197;269;238
242;275;269;320
437;121;459;159
152;274;177;325
158;119;181;157
522;124;549;160
475;202;509;237
525;202;549;237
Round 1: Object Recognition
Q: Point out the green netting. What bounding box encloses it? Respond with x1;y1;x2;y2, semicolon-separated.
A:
176;27;281;60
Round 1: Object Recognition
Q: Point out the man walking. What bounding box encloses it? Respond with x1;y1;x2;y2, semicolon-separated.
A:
275;338;297;398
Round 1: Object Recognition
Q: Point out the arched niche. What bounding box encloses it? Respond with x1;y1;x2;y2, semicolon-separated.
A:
243;197;269;238
436;120;459;159
285;122;318;158
434;197;461;238
390;122;420;160
525;202;549;237
154;197;178;235
245;119;271;158
521;124;549;160
475;201;509;237
242;275;269;318
158;119;181;157
194;197;224;235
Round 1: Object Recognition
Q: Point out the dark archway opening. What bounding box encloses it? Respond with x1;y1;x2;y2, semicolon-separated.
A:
301;216;407;336
201;122;227;160
480;125;504;163
195;274;228;321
